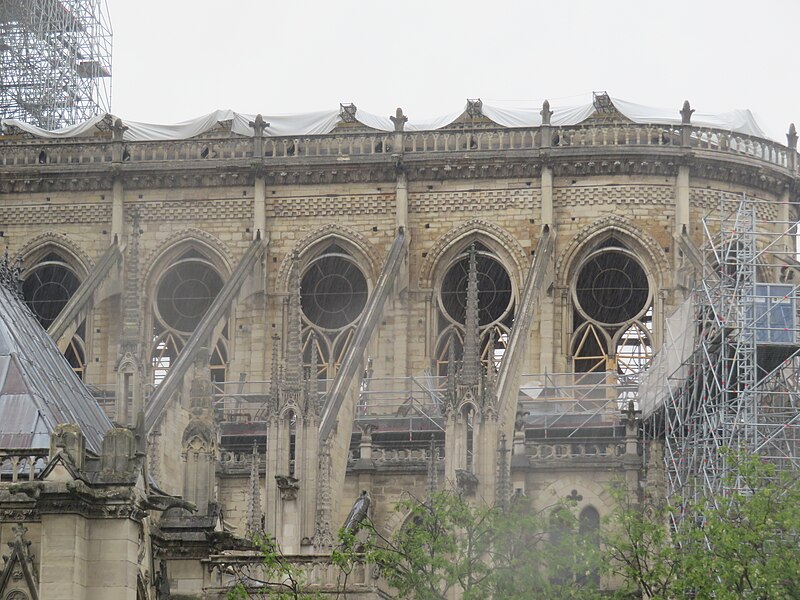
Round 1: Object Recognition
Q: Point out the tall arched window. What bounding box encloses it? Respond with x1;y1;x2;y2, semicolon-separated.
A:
578;506;601;585
434;242;515;376
570;237;653;384
22;251;88;379
150;249;228;386
300;243;369;380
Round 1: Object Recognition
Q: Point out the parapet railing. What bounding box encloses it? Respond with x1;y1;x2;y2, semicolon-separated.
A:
525;440;626;461
0;449;49;481
517;371;636;437
355;375;444;417
1;122;791;171
347;445;446;466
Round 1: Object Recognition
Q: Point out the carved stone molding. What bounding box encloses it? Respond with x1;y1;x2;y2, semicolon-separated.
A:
275;475;300;501
14;231;95;276
555;215;670;290
455;469;479;496
276;222;380;290
418;218;529;290
139;226;234;295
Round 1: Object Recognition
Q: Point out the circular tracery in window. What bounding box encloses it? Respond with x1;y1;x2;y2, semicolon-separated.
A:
301;254;368;330
154;258;224;334
439;251;513;326
574;249;650;326
22;254;81;328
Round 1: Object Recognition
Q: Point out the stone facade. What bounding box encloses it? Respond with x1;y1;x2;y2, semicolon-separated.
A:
1;100;799;599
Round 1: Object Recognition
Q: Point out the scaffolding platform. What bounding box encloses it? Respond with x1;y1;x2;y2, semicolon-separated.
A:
641;196;800;502
0;0;112;129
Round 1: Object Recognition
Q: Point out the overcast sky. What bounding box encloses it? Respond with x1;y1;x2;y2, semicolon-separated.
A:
107;0;799;142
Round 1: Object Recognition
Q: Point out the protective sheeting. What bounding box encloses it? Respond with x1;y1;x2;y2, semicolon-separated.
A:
354;106;465;132
127;109;344;140
0;96;773;141
481;102;596;128
1;114;108;138
610;98;767;138
124;109;236;141
230;110;341;137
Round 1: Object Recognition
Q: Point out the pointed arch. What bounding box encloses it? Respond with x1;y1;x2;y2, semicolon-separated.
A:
141;227;233;295
276;223;378;290
556;215;669;290
15;230;93;277
418;219;528;289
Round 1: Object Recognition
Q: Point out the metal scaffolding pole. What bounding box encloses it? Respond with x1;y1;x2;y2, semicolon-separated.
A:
0;0;112;129
643;195;800;505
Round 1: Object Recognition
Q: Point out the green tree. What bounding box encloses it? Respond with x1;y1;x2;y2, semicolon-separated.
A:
492;496;605;600
604;485;683;599
341;490;604;600
226;534;323;600
605;451;800;599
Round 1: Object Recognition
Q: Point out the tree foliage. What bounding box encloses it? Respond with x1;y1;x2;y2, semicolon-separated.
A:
231;451;800;599
339;490;604;600
226;533;324;600
606;451;800;599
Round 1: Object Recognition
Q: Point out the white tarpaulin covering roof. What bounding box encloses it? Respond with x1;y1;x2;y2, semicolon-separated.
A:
0;96;771;142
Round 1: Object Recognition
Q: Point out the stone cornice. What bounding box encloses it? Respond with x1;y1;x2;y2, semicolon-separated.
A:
0;481;149;522
0;146;796;198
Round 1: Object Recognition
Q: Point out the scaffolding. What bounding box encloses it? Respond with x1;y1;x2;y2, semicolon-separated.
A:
0;0;112;129
642;196;800;503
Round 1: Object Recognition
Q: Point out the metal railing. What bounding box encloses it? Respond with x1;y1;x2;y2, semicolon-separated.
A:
517;372;633;437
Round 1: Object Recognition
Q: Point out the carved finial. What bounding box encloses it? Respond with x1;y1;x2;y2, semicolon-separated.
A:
390;107;408;132
249;114;269;136
0;247;24;300
496;433;510;510
312;441;335;548
427;435;438;500
11;523;28;543
269;333;281;410
245;443;262;536
284;252;303;388
680;100;695;125
787;123;798;150
540;99;553;125
112;117;128;142
446;331;457;412
461;244;481;386
306;330;319;416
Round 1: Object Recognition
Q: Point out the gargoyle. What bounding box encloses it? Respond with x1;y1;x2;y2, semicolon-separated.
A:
143;494;197;513
8;482;44;499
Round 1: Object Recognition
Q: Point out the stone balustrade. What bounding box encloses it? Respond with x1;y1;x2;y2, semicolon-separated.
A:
526;441;625;461
0;448;49;481
347;446;445;467
1;122;792;171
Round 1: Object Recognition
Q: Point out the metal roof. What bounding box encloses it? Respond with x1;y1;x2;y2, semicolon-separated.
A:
0;283;111;454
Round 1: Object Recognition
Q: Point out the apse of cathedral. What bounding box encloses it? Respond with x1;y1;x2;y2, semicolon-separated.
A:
0;95;799;599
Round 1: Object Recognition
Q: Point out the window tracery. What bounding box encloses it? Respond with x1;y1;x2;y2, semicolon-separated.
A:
150;250;228;385
435;242;515;376
299;243;369;380
21;251;88;379
570;238;653;383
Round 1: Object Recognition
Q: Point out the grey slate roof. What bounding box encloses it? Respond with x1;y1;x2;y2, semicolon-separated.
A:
0;282;111;454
